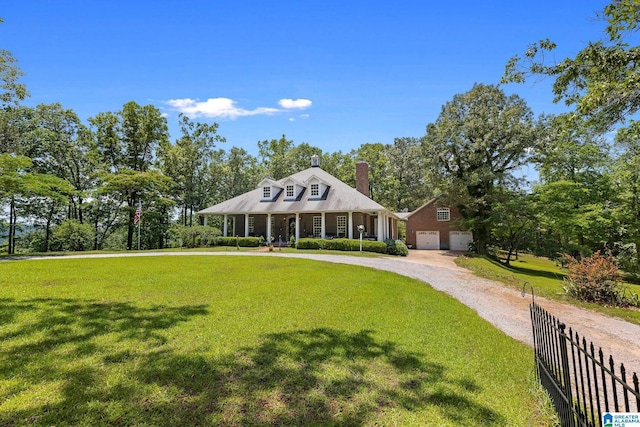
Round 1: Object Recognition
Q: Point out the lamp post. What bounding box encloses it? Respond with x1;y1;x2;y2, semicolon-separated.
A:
357;224;365;252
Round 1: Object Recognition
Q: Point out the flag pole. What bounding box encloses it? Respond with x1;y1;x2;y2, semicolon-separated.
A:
137;202;141;251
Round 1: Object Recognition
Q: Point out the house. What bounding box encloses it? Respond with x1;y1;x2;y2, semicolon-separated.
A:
402;198;473;250
197;156;400;243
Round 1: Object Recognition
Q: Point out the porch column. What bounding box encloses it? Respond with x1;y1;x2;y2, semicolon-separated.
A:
377;213;384;242
223;214;228;237
321;212;326;239
295;213;300;242
244;214;249;237
348;212;353;239
203;215;208;226
266;213;272;242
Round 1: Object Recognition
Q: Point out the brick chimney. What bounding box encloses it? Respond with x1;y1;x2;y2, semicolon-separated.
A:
355;161;370;197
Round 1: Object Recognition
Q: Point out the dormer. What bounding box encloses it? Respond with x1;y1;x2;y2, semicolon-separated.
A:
281;177;305;201
257;177;284;202
304;175;330;200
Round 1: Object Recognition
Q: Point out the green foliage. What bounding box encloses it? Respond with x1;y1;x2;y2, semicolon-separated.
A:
563;251;638;307
216;236;262;247
169;225;220;248
50;219;95;252
296;238;323;250
422;83;541;254
385;239;408;256
503;1;640;131
296;238;387;254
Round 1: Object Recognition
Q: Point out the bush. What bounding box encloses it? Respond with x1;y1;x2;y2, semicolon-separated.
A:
50;220;95;252
563;251;638;307
296;238;323;250
385;239;408;256
295;238;387;254
169;225;220;248
216;236;262;247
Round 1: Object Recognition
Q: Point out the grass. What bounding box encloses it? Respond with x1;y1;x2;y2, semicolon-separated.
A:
0;255;554;426
455;253;640;325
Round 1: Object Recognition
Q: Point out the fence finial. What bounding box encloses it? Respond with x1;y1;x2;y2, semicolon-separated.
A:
521;282;535;304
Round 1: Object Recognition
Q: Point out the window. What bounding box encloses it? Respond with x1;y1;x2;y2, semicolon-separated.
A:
311;183;319;197
263;186;271;199
437;207;450;221
337;216;346;237
286;185;294;198
248;217;254;234
313;216;322;238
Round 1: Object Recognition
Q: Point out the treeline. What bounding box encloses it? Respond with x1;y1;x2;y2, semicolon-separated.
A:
2;1;640;275
0;98;428;254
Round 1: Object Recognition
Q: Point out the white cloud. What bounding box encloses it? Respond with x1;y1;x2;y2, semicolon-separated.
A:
278;98;312;109
165;97;280;120
299;114;310;119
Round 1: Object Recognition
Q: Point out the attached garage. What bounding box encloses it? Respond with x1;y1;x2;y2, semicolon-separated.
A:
416;231;440;250
449;231;473;251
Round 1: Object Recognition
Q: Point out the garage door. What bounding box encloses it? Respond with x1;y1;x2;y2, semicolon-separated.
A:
416;231;440;250
449;231;473;251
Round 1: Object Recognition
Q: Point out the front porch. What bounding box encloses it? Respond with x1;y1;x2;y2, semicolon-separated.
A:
202;211;399;243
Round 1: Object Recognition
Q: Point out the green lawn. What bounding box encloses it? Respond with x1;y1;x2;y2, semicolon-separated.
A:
0;256;553;426
456;253;640;325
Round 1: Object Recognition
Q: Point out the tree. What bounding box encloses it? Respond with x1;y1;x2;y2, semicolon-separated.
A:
502;0;640;131
20;103;95;223
613;121;640;271
491;190;536;265
0;18;29;108
352;142;395;206
422;83;541;254
257;134;294;179
0;153;72;254
387;137;428;211
89;101;170;250
159;114;225;226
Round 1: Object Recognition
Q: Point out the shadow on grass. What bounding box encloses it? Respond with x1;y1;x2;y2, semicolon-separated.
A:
134;328;502;426
1;299;503;426
487;256;566;282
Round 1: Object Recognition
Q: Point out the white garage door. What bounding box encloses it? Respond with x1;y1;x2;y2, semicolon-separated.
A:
449;231;473;251
416;231;440;250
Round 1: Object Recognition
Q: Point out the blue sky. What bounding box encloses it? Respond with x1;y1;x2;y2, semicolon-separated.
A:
2;1;609;157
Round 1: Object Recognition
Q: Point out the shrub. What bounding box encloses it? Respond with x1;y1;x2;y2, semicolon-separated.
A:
360;240;387;254
50;220;95;252
563;251;638;307
295;238;387;254
216;236;262;247
385;239;408;256
169;225;220;248
296;238;323;250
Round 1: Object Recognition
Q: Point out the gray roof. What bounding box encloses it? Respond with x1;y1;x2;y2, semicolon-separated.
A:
198;167;396;217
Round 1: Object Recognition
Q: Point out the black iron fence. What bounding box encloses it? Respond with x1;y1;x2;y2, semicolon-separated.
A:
530;302;640;426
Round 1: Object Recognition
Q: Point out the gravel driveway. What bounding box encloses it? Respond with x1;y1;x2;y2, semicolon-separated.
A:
21;249;640;375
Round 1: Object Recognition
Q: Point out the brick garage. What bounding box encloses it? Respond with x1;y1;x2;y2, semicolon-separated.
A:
404;199;472;250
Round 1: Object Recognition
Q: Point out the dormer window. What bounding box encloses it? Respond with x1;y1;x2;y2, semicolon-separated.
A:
286;185;294;198
311;183;319;197
263;186;271;199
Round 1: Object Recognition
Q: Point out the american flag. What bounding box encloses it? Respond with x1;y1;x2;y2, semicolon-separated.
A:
134;204;141;225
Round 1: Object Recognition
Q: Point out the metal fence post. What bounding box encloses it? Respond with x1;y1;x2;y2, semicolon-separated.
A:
558;322;576;427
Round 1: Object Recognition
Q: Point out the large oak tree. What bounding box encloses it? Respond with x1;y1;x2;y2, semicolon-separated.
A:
422;83;541;254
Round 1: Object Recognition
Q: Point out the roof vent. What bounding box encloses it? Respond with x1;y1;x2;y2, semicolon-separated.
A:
311;154;320;168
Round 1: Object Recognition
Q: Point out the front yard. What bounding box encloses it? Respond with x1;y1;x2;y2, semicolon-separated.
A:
0;255;554;426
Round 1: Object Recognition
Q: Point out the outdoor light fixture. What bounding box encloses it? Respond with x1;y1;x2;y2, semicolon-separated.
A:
357;224;365;252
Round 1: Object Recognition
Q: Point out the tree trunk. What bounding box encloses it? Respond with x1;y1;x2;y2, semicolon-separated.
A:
8;196;15;255
45;205;55;252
